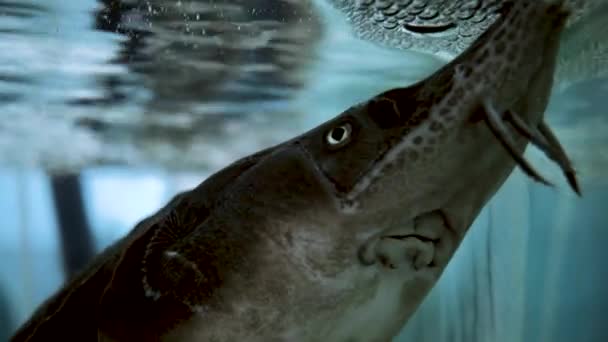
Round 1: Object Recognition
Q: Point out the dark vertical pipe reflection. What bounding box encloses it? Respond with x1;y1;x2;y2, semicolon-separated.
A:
50;174;95;278
0;285;15;341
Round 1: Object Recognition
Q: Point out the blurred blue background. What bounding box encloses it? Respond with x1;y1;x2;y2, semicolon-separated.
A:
0;0;607;341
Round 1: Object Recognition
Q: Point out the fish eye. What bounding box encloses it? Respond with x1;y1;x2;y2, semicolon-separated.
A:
326;123;352;148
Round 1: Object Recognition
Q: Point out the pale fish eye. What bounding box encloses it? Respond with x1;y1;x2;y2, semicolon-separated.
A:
326;123;352;147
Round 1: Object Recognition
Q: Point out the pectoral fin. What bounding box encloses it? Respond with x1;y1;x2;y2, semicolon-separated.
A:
97;199;205;341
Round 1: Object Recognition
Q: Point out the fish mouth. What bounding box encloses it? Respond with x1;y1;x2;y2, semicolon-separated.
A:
373;234;437;271
385;209;455;240
382;234;437;243
358;210;453;270
377;234;439;270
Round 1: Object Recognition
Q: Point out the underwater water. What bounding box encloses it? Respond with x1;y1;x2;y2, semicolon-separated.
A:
0;0;607;341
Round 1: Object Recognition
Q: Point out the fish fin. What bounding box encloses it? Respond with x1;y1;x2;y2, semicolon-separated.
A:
98;198;208;341
481;99;553;187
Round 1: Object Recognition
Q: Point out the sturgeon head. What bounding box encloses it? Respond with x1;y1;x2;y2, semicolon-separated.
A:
297;0;578;232
181;3;578;338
